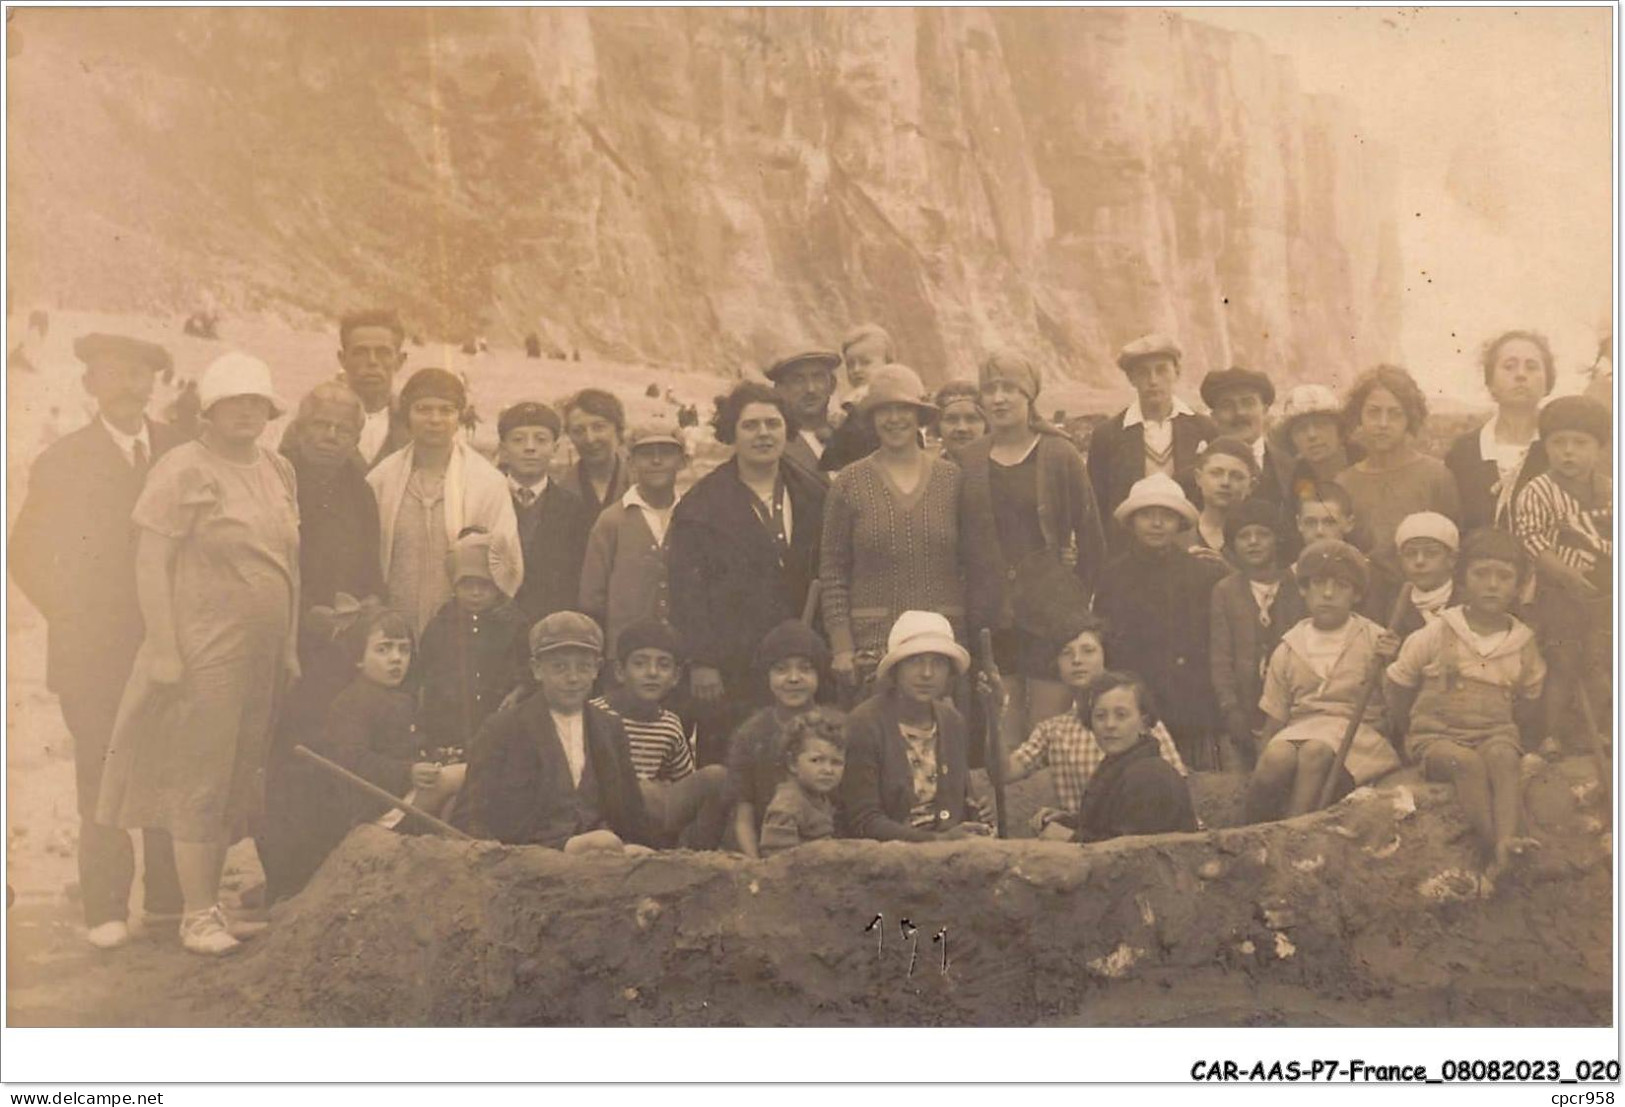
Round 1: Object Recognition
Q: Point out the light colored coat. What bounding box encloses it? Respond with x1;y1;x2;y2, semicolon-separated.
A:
367;440;523;599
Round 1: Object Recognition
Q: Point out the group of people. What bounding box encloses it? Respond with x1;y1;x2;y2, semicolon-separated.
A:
11;310;1612;958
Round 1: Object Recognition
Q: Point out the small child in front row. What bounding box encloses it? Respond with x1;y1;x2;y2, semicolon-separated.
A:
1246;539;1402;823
1000;612;1186;839
1385;528;1545;892
1064;671;1198;843
1208;499;1307;771
589;618;729;848
728;619;830;859
757;709;848;857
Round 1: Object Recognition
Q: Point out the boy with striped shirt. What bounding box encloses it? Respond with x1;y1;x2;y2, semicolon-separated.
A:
590;618;729;847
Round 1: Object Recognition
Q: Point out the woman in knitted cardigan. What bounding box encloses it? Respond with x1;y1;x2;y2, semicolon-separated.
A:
819;364;966;698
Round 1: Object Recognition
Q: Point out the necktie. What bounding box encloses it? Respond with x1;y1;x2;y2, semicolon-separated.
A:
515;485;537;508
131;440;149;477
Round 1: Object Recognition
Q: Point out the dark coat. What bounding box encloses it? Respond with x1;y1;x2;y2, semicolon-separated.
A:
1094;544;1230;764
310;678;418;826
667;456;826;684
1087;407;1217;546
1444;425;1548;533
366;407;413;470
513;479;592;624
292;454;384;611
781;432;831;490
1073;736;1198;843
838;690;970;842
819;407;879;472
9;417;182;697
557;452;632;518
416;597;528;757
958;432;1107;633
1208;571;1308;727
1249;431;1298;513
453;694;652;848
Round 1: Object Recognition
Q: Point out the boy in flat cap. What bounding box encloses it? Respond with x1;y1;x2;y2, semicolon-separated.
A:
1089;333;1216;544
1247;540;1402;822
579;416;688;656
767;348;841;488
1514;394;1613;749
498;400;591;623
9;332;184;949
453;612;653;851
1200;365;1293;509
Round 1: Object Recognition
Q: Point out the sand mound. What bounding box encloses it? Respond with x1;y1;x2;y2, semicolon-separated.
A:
191;759;1612;1026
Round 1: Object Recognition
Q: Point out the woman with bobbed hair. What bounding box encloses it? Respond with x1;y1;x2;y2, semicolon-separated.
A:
367;367;522;635
668;381;826;753
1443;330;1553;532
1334;364;1461;578
958;348;1106;757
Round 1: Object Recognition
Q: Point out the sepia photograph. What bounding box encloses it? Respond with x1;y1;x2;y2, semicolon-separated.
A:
1;0;1617;1083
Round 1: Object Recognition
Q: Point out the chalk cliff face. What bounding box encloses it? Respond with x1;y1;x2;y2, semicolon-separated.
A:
8;7;1401;386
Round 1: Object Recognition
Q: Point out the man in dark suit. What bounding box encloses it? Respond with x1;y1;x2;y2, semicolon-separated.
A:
337;308;412;469
497;401;592;624
1088;333;1216;547
766;347;841;488
9;332;184;949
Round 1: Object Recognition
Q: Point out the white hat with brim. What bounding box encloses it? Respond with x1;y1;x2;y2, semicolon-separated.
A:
198;351;285;418
857;363;939;422
1279;383;1341;429
874;610;971;683
1112;472;1198;527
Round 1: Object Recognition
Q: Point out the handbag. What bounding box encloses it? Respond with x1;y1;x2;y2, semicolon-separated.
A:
1007;546;1092;644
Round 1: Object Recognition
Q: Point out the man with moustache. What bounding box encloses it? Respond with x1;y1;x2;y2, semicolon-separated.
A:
10;333;185;949
1200;365;1292;509
766;347;842;488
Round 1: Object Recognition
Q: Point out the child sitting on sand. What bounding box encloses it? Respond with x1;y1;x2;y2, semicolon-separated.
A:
1386;529;1545;892
1392;512;1461;638
757;709;848;857
1246;540;1402;823
995;612;1185;839
1062;671;1198;843
727;620;829;859
839;611;992;841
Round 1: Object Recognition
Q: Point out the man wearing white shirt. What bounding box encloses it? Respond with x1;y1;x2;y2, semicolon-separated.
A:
1089;333;1217;543
1200;365;1296;510
336;308;411;469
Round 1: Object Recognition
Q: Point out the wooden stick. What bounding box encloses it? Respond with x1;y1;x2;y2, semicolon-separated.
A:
293;745;473;841
1316;583;1413;810
977;628;1009;839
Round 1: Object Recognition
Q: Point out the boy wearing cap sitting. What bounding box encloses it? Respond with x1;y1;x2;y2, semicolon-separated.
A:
1513;395;1613;749
1208;499;1306;770
1093;473;1230;769
417;529;528;767
499;401;591;624
1392;512;1461;639
454;612;652;852
589;618;730;848
579;418;687;658
1246;540;1402;822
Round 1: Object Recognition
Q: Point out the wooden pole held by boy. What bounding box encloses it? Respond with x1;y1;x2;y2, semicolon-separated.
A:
293;745;474;841
1316;584;1414;811
977;628;1010;839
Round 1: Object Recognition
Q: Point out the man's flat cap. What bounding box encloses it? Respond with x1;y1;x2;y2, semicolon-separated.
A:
765;348;842;382
1116;333;1182;372
73;333;173;375
1200;365;1276;407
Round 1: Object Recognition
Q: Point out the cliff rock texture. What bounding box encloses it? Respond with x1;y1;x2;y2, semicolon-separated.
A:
9;7;1401;385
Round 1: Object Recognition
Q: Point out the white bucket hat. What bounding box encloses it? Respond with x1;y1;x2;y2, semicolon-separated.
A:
874;610;971;683
1395;511;1460;553
1278;383;1341;429
198;352;285;418
1112;472;1198;527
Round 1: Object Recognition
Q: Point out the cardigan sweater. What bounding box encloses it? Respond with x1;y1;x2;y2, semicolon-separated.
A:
579;491;674;656
819;453;965;657
838;690;971;842
1208;570;1308;725
1444;422;1548;533
453;693;651;848
1072;736;1198;843
958;432;1107;634
667;456;825;682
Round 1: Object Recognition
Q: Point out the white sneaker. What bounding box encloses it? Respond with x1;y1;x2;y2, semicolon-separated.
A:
178;907;241;957
86;920;130;950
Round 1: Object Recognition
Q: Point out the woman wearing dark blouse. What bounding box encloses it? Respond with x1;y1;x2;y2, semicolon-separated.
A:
959;350;1106;758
